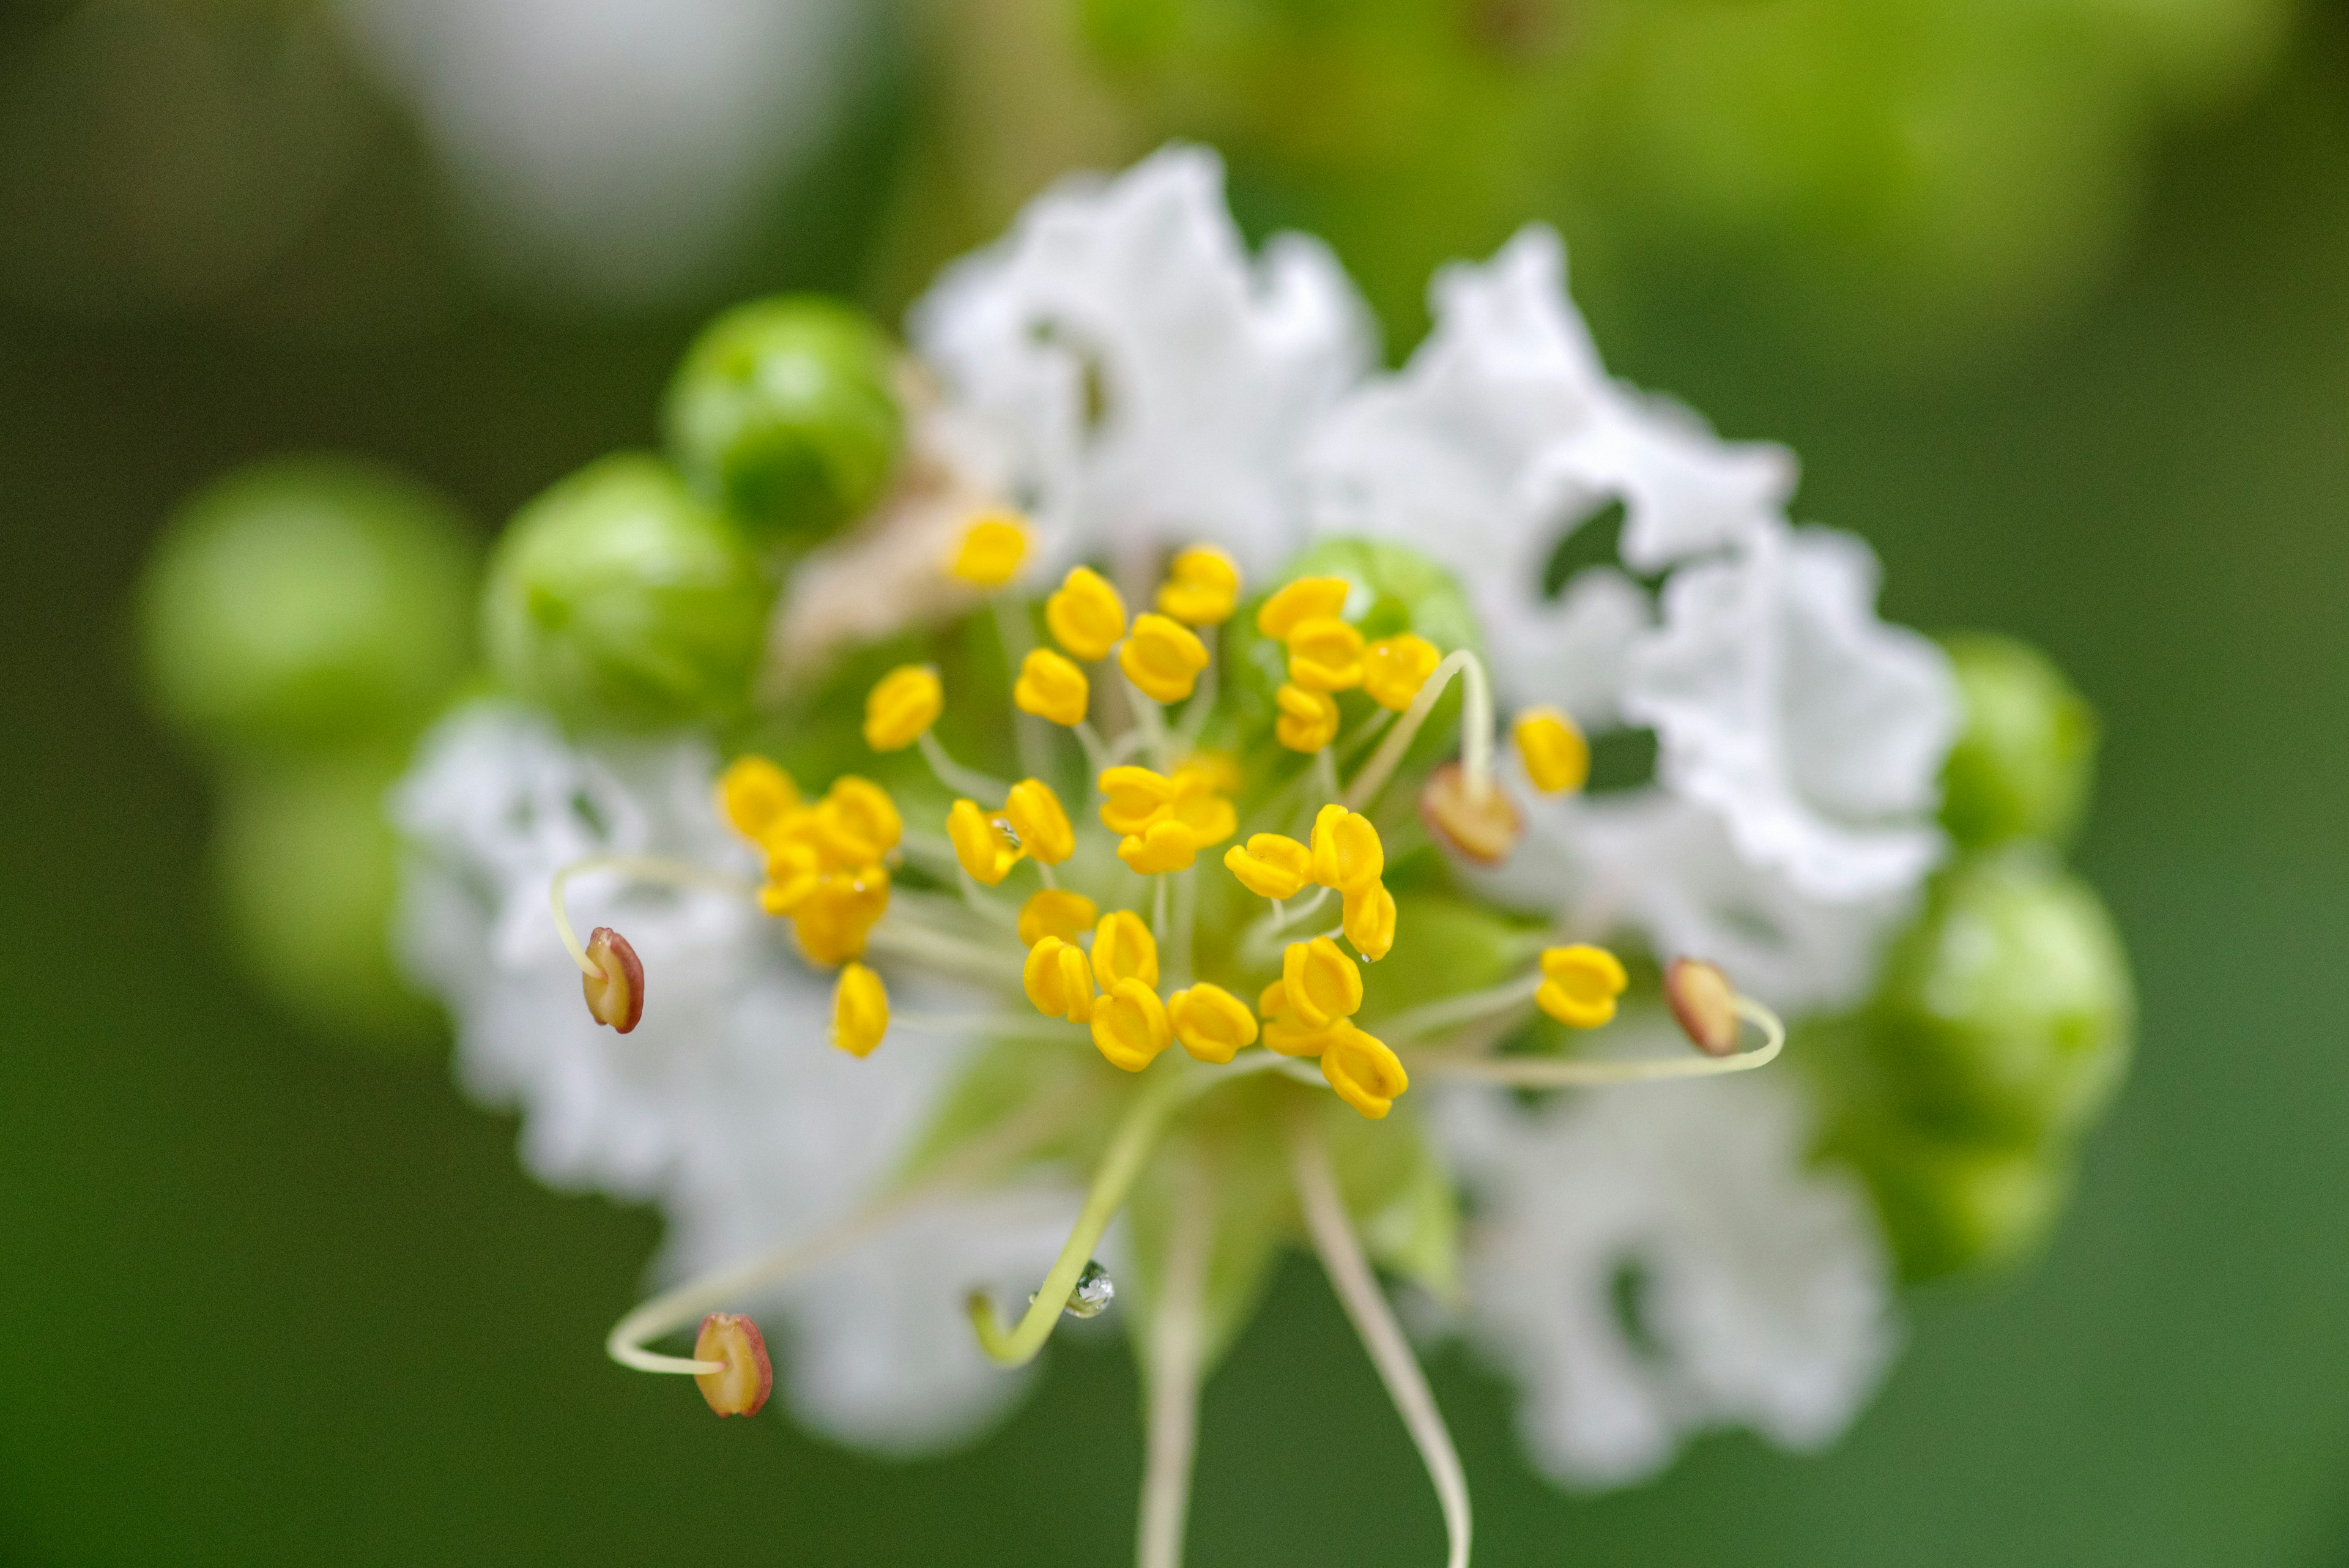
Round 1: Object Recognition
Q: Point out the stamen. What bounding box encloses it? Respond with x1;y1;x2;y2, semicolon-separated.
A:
549;853;757;979
1288;1110;1471;1568
1410;995;1786;1086
1345;648;1494;812
919;730;1011;801
1378;975;1543;1042
1137;1156;1216;1568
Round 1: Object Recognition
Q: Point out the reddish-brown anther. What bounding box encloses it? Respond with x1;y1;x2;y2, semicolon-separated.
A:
693;1312;773;1418
582;926;644;1033
1665;957;1742;1057
1418;762;1522;865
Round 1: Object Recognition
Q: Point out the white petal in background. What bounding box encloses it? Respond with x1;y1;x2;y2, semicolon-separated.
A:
336;0;873;305
908;144;1376;582
1438;1044;1897;1489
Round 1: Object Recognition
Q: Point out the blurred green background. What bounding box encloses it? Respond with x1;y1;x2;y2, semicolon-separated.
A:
6;1;2349;1563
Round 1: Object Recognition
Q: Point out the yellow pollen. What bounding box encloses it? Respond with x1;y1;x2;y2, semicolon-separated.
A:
1045;567;1127;661
1362;634;1441;712
1282;935;1364;1030
1001;778;1075;865
1090;978;1172;1072
863;664;944;752
1156;546;1241;626
812;777;902;865
716;755;798;840
1342;880;1397;962
1515;707;1590;795
948;799;1023;885
831;962;889;1056
1167;983;1258;1064
1274;683;1340;752
1090;910;1160;990
1118;613;1210;704
1014;647;1090;727
759;839;822;915
1310;803;1384;893
1256;575;1351;642
1321;1022;1408;1119
1017;888;1098;947
1099;764;1179;836
1285;616;1365;693
1118;819;1204;874
1023;936;1096;1023
949;508;1031;588
1224;833;1313;900
1537;944;1628;1028
791;864;889;966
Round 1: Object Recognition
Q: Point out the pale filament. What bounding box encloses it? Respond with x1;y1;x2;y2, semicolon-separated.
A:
1137;1154;1216;1568
919;729;1011;802
549;854;758;979
1376;975;1543;1043
1345;648;1495;812
1411;996;1786;1087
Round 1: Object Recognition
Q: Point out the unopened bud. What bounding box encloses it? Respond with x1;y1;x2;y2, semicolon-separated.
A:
1665;957;1740;1056
692;1312;774;1418
1419;762;1521;864
582;927;644;1033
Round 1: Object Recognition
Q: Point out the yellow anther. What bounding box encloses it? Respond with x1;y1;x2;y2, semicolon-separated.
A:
1099;765;1179;836
1091;978;1173;1072
863;664;943;752
792;864;890;965
1045;566;1128;661
1014;647;1091;727
1001;778;1075;865
1224;833;1313;900
1023;936;1096;1023
1118;612;1210;704
1119;820;1204;874
814;777;902;865
1166;788;1237;849
1156;546;1241;626
1420;762;1521;866
1343;880;1397;962
759;839;823;915
1515;707;1590;795
1256;575;1351;642
1090;909;1160;989
1363;634;1442;712
1321;1022;1408;1120
1258;979;1289;1019
1286;616;1365;692
949;508;1031;588
1174;752;1241;797
1017;888;1098;948
1538;944;1628;1029
1167;983;1258;1064
831;962;889;1057
1282;935;1364;1030
1275;683;1340;752
1309;803;1385;893
947;798;1023;886
717;756;798;841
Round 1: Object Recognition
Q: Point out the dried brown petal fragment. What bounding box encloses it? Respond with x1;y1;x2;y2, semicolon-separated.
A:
582;926;644;1033
693;1312;773;1418
1665;957;1742;1057
1419;762;1521;865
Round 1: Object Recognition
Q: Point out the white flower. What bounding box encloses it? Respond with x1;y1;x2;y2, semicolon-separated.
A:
908;144;1375;582
1622;520;1958;902
392;702;1072;1450
1304;225;1792;711
1438;1043;1898;1488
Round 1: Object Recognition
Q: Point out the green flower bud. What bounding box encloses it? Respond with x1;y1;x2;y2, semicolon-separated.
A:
214;754;439;1050
1939;634;2099;849
138;457;477;756
483;453;773;732
1824;1112;2071;1284
663;295;904;544
1868;851;2134;1145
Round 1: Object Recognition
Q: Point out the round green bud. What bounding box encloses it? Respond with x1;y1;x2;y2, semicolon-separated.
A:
1825;1113;2071;1284
138;457;478;756
1939;634;2098;849
483;453;774;732
1868;851;2134;1145
214;754;439;1050
663;295;904;544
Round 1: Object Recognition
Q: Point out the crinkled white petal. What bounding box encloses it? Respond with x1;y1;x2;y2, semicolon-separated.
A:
1303;225;1791;704
908;144;1375;581
1622;520;1958;901
1437;1042;1897;1489
391;701;1072;1449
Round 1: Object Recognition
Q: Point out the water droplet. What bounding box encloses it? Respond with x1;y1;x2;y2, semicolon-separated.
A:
1064;1259;1114;1319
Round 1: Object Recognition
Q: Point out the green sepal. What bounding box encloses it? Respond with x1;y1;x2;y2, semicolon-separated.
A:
1939;634;2099;850
1357;889;1544;1028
